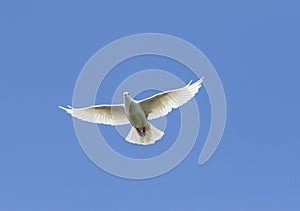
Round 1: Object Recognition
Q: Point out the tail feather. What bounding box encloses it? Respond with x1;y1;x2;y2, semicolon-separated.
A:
125;124;164;145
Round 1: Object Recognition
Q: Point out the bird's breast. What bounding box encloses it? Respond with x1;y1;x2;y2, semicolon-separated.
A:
127;102;148;128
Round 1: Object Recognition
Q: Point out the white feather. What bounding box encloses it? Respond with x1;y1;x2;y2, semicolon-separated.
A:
59;77;204;145
139;77;204;120
59;105;129;126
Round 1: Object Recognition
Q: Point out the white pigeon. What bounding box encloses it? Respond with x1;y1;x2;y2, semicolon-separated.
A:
59;77;204;145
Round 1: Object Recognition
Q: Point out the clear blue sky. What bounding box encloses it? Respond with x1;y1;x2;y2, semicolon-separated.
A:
1;0;299;210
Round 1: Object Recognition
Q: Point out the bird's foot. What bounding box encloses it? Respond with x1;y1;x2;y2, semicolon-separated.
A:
136;127;146;137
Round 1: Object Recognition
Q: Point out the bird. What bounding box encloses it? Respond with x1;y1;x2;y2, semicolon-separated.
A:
59;77;204;145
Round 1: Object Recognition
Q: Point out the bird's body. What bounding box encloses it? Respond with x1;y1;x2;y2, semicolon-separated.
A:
122;94;164;144
124;97;148;130
60;77;204;145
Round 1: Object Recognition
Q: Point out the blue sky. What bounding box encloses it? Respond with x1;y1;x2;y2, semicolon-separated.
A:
1;0;300;210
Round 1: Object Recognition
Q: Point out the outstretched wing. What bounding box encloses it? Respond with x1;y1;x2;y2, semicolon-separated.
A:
139;77;204;120
59;104;130;126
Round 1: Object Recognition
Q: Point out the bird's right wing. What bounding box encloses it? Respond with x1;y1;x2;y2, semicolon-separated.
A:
139;77;204;120
59;104;130;126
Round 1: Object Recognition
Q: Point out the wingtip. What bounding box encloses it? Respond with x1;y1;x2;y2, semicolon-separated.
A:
59;105;73;114
187;76;204;86
197;76;204;84
58;105;65;110
196;77;204;86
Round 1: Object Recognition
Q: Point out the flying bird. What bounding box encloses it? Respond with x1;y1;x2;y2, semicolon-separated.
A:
59;77;204;145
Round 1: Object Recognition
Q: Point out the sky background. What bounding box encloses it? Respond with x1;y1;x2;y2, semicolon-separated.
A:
1;0;300;210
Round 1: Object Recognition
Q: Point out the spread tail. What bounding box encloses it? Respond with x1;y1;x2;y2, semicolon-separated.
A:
125;124;164;145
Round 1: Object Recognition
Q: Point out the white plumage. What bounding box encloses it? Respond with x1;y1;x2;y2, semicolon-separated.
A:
59;77;204;145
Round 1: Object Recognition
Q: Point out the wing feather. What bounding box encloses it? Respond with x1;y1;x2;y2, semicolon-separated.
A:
59;104;129;126
139;77;204;120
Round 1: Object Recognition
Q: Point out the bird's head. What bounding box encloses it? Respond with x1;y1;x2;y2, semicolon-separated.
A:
123;92;132;105
123;92;132;100
123;92;130;97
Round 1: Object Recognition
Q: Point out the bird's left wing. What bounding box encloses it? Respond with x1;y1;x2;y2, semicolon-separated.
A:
139;77;204;120
59;104;130;126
